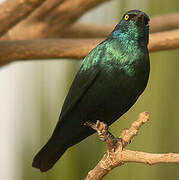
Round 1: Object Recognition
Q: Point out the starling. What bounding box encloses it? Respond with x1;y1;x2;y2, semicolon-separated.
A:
32;9;150;172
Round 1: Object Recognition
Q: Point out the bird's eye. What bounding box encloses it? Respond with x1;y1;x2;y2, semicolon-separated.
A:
124;14;129;21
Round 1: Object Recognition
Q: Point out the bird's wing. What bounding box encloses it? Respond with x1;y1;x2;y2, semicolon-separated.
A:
58;45;103;122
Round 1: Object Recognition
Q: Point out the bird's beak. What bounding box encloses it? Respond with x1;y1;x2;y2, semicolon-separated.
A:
135;12;149;27
136;12;145;23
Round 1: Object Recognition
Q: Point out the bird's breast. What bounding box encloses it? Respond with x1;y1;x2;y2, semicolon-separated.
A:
101;53;149;104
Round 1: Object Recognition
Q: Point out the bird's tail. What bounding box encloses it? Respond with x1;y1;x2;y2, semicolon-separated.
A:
32;138;67;172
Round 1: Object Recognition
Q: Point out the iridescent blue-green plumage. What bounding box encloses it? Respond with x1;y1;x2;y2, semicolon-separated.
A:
33;10;150;172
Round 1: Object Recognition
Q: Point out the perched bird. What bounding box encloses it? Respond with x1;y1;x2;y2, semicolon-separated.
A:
32;9;150;172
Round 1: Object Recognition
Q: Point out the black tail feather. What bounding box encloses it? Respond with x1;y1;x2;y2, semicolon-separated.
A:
32;139;67;172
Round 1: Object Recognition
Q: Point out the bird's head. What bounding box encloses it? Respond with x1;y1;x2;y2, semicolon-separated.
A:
111;10;150;44
121;10;150;29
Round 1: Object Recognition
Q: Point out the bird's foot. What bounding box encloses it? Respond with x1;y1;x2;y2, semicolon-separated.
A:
84;120;126;152
84;120;109;141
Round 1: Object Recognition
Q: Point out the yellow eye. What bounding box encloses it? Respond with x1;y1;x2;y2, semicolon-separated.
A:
124;14;129;21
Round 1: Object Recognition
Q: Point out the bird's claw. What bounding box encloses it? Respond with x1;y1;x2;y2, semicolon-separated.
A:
84;120;128;151
96;120;109;141
84;120;110;141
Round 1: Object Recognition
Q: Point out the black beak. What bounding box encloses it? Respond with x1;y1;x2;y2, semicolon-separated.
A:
136;12;145;23
135;12;149;26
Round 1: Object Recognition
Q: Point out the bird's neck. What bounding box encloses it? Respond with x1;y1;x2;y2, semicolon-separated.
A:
102;25;149;71
108;26;148;64
110;23;149;46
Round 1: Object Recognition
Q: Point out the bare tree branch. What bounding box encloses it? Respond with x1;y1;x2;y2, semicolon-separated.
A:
149;29;179;52
61;23;112;38
0;0;46;37
0;29;179;67
3;12;179;40
85;149;179;180
27;0;65;22
44;0;110;36
84;112;179;180
2;0;109;40
62;13;179;38
150;13;179;33
0;39;99;66
2;0;65;41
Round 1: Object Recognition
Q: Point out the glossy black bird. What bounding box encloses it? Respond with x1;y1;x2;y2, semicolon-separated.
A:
32;9;150;172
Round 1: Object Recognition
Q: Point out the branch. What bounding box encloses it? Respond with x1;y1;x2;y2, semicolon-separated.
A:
62;13;179;38
0;29;179;67
149;29;179;52
150;13;179;33
44;0;110;37
84;112;179;180
61;23;112;38
3;12;179;40
2;0;109;40
28;0;64;22
0;0;46;37
0;39;101;66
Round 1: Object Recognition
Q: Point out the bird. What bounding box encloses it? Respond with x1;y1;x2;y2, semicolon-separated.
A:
32;9;150;172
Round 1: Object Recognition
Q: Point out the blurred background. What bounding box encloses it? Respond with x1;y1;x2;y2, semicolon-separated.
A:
0;0;179;180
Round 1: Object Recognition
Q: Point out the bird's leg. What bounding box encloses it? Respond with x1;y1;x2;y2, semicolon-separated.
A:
84;120;127;152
